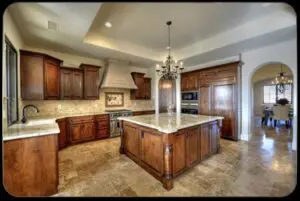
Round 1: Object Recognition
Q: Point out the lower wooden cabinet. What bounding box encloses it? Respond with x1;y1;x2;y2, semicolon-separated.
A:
56;114;109;148
186;128;198;167
4;135;58;196
173;132;186;175
200;123;211;160
56;118;67;150
140;131;163;173
124;124;140;158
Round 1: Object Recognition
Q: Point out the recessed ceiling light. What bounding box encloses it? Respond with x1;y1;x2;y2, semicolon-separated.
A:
262;3;271;7
105;22;112;28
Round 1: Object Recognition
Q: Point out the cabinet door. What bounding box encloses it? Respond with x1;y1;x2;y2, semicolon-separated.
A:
57;119;67;149
60;69;73;100
181;75;186;91
210;122;218;154
20;54;44;100
213;84;236;139
81;122;95;141
44;58;60;100
83;66;99;99
200;123;211;160
173;133;186;175
141;131;163;173
72;70;83;99
135;76;145;98
199;85;212;115
186;128;198;166
144;78;151;99
69;124;82;143
96;129;109;139
124;125;139;158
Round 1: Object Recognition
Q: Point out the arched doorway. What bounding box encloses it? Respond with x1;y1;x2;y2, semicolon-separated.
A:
250;62;294;144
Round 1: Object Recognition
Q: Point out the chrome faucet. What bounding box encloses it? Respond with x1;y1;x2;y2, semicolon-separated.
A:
21;104;39;123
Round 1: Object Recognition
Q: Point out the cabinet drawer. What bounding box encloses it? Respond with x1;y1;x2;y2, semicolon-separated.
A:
96;129;109;139
96;120;109;129
68;116;94;124
95;114;109;121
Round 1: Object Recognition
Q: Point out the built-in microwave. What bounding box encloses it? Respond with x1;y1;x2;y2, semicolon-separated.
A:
182;91;198;101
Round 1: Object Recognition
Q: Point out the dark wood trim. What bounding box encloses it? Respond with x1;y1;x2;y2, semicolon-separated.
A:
105;92;124;107
79;63;102;69
5;35;19;126
182;61;240;75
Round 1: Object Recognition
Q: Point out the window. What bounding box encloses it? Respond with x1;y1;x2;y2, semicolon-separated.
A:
263;84;293;104
264;85;276;104
5;36;18;125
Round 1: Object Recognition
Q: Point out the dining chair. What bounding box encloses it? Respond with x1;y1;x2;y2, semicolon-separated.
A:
273;104;291;128
259;105;267;125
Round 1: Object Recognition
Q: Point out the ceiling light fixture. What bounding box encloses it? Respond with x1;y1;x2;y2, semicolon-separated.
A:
271;64;292;93
105;22;112;28
156;21;184;80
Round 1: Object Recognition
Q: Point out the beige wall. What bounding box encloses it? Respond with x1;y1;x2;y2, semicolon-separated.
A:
3;9;154;126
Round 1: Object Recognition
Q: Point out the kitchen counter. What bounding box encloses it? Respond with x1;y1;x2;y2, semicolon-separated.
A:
118;113;223;134
3;111;109;141
118;112;224;190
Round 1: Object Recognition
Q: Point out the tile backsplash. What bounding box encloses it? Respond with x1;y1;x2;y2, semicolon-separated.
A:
19;88;154;118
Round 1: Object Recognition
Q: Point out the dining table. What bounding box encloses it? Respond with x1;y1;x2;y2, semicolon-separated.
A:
264;107;293;126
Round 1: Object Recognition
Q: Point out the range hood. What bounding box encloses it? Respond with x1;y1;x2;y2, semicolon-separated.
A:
100;59;138;89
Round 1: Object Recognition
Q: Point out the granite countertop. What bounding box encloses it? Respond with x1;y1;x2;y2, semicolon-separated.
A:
3;111;109;142
118;113;224;134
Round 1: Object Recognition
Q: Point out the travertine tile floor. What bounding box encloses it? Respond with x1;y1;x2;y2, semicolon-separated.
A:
55;124;296;197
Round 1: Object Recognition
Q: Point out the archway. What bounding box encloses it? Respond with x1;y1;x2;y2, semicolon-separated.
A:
250;62;294;143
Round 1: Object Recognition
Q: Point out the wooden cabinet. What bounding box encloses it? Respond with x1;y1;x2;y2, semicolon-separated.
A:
173;132;186;175
210;121;219;154
180;62;240;141
200;123;211;160
44;57;60;99
130;72;152;100
199;85;212;115
56;118;67;150
144;77;151;99
141;131;163;173
80;64;101;100
20;50;62;100
4;135;58;196
123;123;140;158
95;114;110;139
68;116;96;144
181;72;198;91
186;128;198;167
213;83;236;139
60;68;83;100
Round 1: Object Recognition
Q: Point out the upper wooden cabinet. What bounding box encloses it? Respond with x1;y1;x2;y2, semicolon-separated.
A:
80;64;101;100
60;68;83;100
181;72;199;91
20;50;62;100
130;72;152;100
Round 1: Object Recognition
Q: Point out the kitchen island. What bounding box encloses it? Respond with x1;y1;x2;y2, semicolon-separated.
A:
118;113;223;190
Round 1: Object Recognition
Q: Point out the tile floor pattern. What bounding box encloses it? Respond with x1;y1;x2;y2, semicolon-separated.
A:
54;124;296;197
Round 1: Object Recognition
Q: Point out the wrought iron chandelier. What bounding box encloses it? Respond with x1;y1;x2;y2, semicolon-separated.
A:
271;64;292;93
156;21;184;80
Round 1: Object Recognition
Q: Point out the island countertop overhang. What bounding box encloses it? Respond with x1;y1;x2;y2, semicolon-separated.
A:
118;113;224;134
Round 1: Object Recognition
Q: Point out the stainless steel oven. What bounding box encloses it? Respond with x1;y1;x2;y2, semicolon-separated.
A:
181;102;199;114
105;109;133;138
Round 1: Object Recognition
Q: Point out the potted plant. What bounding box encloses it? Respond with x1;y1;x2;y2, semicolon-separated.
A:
276;98;289;105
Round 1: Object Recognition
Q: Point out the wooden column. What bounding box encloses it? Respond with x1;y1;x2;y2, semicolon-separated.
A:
119;120;125;154
162;134;174;190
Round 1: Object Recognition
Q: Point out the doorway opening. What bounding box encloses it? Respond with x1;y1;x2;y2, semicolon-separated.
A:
250;62;294;144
